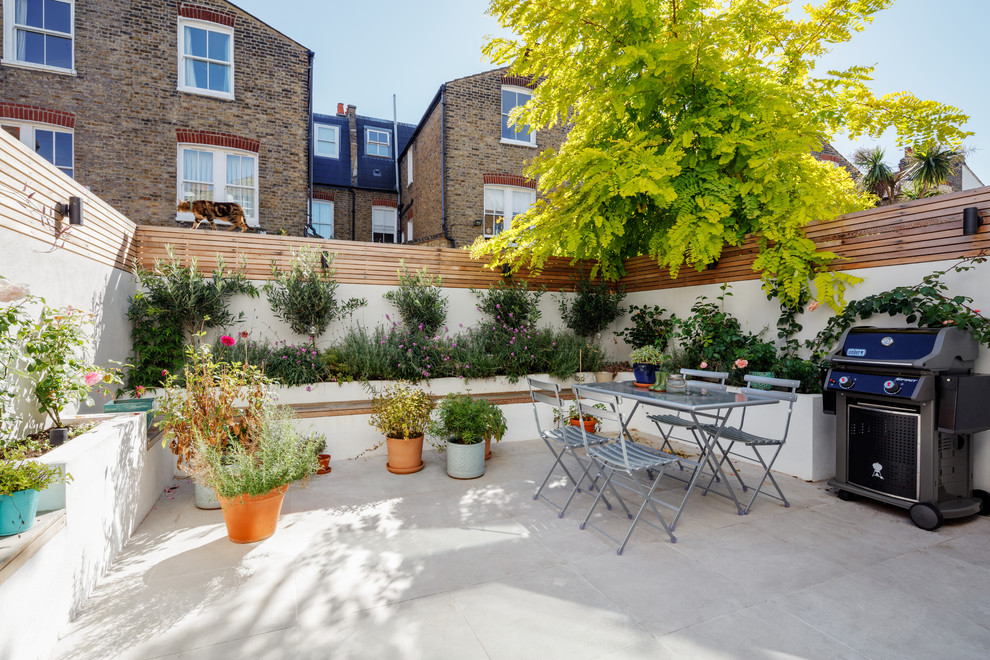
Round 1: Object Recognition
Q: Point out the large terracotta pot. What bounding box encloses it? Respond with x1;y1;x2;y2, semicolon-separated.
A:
217;485;288;544
385;435;425;474
485;435;494;460
570;418;596;434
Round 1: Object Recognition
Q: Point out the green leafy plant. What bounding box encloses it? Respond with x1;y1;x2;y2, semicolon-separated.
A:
558;275;626;337
158;343;271;470
1;277;35;442
0;448;70;494
383;261;448;336
189;404;321;499
128;246;257;387
368;383;435;440
628;345;666;365
614;305;674;350
810;254;990;360
429;394;507;446
264;246;366;341
473;278;544;329
553;402;606;432
24;305;122;428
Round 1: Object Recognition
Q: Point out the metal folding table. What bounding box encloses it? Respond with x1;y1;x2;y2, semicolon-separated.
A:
574;380;780;530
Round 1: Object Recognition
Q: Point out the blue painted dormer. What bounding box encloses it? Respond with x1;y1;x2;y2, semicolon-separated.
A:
312;112;350;188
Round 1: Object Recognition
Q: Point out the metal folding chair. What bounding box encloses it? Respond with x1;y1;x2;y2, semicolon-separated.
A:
701;374;800;513
573;385;679;553
648;368;729;473
528;377;613;518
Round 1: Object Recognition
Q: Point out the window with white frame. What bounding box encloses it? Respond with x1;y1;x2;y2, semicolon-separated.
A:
177;145;257;224
406;218;413;242
483;185;535;237
312;200;334;238
3;0;74;71
178;18;234;98
315;123;339;158
366;128;390;158
372;206;396;243
501;86;536;146
2;121;73;177
406;148;413;186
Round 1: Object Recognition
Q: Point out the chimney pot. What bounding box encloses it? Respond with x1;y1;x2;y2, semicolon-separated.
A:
336;102;345;116
347;104;357;117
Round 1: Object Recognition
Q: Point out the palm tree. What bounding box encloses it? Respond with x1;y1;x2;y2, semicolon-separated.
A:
853;147;903;205
903;142;963;197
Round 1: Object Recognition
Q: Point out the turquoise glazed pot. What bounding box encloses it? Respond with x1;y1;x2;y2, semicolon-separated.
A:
0;489;41;536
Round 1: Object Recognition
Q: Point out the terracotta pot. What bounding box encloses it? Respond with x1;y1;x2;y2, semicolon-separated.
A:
385;435;425;474
570;418;597;434
317;453;332;475
217;484;288;544
485;435;493;460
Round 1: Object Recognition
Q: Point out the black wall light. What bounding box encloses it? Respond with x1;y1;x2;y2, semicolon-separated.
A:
55;196;84;225
320;250;330;271
963;207;983;236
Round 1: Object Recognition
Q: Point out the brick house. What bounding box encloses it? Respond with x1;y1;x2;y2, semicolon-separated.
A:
397;68;567;248
310;103;414;242
0;0;312;234
812;142;859;178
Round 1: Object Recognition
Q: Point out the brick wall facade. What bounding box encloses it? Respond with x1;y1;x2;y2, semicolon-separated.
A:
0;1;311;235
311;185;399;242
399;68;567;248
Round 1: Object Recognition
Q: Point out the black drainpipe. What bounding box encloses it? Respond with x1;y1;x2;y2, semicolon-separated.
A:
304;50;316;237
440;84;453;247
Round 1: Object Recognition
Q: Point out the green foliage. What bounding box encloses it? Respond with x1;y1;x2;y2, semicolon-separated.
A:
383;261;448;336
429;393;507;446
191;404;321;499
129;246;257;387
472;279;544;329
614;304;674;349
810;254;990;360
1;278;34;442
265;246;366;339
23;305;122;428
210;336;335;387
904;141;963;197
474;0;970;308
368;383;435;440
558;275;626;337
0;448;70;495
628;345;666;366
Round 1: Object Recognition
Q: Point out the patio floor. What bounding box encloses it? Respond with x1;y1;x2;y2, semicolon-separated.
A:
52;437;990;659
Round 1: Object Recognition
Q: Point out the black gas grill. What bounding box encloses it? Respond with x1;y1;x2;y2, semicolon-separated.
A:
824;326;990;529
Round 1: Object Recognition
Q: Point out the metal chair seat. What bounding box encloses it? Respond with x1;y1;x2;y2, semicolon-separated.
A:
647;412;696;428
702;424;783;446
588;437;675;472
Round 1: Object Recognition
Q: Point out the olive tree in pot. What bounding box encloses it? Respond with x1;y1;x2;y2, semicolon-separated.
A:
190;404;321;543
430;394;507;479
0;449;70;536
368;384;435;474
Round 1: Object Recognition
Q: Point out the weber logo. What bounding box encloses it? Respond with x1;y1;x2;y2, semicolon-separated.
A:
872;462;884;480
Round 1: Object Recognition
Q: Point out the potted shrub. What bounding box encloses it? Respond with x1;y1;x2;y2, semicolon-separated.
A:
190;405;322;543
430;394;507;479
368;383;435;474
554;403;605;433
628;345;666;386
0;449;69;536
158;341;270;508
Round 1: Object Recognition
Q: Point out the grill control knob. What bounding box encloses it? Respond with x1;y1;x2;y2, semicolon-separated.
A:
883;380;901;394
838;376;854;389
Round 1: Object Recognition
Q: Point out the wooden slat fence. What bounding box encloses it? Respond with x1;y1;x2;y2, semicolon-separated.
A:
0;130;138;271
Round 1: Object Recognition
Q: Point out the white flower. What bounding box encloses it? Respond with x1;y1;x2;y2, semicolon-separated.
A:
0;282;30;303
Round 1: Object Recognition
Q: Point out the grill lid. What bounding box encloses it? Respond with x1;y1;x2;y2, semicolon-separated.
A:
828;326;978;371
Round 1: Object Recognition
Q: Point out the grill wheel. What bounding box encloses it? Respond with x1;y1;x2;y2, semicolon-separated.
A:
909;502;944;531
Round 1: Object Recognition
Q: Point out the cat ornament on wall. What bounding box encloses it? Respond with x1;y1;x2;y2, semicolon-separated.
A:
177;200;249;232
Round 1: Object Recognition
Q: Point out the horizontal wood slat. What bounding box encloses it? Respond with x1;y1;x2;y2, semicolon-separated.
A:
288;389;577;419
0;131;137;272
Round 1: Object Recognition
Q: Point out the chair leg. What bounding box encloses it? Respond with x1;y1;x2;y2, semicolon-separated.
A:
652;420;686;471
580;462;617;530
616;467;676;554
740;443;788;513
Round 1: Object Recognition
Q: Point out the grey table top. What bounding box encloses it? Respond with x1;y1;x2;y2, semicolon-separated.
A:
574;380;780;413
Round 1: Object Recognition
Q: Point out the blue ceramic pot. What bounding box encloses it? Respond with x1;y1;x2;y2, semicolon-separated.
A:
632;363;657;385
0;489;40;536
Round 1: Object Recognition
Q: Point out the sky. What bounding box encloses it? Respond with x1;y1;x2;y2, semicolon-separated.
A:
233;0;990;180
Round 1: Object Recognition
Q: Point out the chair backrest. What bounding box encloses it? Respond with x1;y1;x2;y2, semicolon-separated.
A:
527;376;564;437
573;385;634;469
739;374;800;441
680;368;729;387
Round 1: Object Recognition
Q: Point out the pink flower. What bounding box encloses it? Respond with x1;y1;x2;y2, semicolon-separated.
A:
807;301;819;312
700;361;708;369
221;335;236;347
135;386;146;397
974;309;981;314
734;359;749;369
0;282;30;303
84;371;102;386
239;331;249;339
162;369;168;377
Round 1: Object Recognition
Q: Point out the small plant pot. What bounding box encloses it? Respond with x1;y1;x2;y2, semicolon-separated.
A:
217;485;288;544
613;371;635;383
594;371;613;383
632;363;656;386
194;482;222;509
570;418;597;434
48;427;69;447
0;489;40;536
446;438;486;479
385;435;425;474
317;453;332;475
